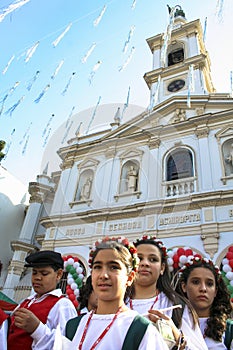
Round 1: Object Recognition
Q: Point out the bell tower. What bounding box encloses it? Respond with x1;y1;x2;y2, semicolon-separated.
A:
144;5;215;106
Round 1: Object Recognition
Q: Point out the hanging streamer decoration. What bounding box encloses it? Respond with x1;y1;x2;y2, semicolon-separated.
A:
88;60;102;85
121;86;131;120
22;134;29;155
43;128;51;147
86;96;101;135
118;46;135;72
65;106;75;128
24;41;40;63
4;129;16;159
61;120;73;144
2;55;15;75
52;23;72;48
26;70;40;91
42;114;55;138
93;5;107;27
0;0;30;23
75;121;83;137
122;25;135;53
0;81;20;116
187;64;195;108
51;60;64;80
148;75;161;112
131;0;137;10
34;84;50;103
215;0;224;22
63;255;85;308
19;122;32;145
61;72;76;96
160;6;176;67
81;43;96;63
221;246;233;301
4;95;25;117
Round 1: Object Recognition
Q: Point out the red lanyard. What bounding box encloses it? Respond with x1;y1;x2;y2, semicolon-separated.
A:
78;306;122;350
129;293;159;310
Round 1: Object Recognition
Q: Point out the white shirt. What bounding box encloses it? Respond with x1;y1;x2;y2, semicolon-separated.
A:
0;318;8;350
127;292;208;350
57;309;169;350
199;317;232;350
29;289;77;350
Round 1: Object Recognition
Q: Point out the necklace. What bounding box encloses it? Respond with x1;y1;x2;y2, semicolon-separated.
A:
78;306;123;350
129;292;159;310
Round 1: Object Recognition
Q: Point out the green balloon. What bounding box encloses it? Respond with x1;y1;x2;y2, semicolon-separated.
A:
72;273;78;279
227;284;233;294
66;265;71;272
222;276;230;285
70;267;76;274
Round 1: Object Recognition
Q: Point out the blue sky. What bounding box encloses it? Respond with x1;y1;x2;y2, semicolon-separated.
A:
0;0;232;185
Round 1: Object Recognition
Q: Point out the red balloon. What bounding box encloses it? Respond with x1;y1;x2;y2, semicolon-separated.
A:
62;256;68;261
229;246;233;253
69;294;76;301
73;300;79;308
173;262;179;269
194;253;202;259
177;248;185;256
229;259;233;269
173;254;179;263
226;252;233;260
185;249;193;256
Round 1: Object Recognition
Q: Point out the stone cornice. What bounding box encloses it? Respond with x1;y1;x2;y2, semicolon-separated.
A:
11;241;37;253
39;189;233;228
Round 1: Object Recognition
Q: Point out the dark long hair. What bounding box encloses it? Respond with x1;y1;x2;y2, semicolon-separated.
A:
131;238;198;328
176;259;232;341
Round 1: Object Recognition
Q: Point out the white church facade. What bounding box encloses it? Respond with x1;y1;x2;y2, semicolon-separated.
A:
2;6;233;302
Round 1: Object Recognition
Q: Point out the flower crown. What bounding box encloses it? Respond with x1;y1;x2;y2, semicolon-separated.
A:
134;235;168;257
179;256;221;276
89;236;139;271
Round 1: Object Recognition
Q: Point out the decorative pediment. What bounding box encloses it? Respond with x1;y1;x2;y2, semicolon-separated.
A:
77;158;99;170
216;126;233;142
119;148;144;160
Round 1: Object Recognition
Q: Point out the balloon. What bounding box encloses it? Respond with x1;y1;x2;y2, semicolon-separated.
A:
167;257;173;266
226;252;233;260
226;272;233;281
69;267;76;274
73;262;80;268
230;280;233;287
67;258;74;265
66;265;72;272
222;258;229;265
74;289;80;296
185;249;193;256
177;248;185;256
179;255;187;264
228;246;233;253
223;264;232;273
73;300;79;308
69;293;76;301
67;277;74;285
76;267;83;274
173;254;179;263
167;250;174;258
229;259;233;269
227;284;233;294
78;273;84;280
71;282;78;290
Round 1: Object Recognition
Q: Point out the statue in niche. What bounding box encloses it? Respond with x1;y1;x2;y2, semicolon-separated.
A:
127;166;138;192
80;177;92;200
170;108;186;124
225;143;233;173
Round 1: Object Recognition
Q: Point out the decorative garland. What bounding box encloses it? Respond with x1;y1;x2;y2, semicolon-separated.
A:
179;256;221;276
63;255;85;308
221;245;233;300
167;247;202;272
134;235;168;258
89;236;139;271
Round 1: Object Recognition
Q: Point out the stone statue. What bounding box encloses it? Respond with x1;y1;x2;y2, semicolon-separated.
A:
80;177;92;200
225;143;233;172
170;108;186;124
127;166;137;192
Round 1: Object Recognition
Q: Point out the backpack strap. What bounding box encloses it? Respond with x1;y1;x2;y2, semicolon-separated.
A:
224;319;233;350
122;314;150;350
65;313;86;341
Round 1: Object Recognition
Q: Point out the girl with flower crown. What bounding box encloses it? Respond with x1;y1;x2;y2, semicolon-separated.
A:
175;257;232;349
126;235;208;350
59;237;169;349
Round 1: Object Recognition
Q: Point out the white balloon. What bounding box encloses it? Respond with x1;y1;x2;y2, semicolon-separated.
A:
67;258;74;265
74;289;80;296
223;264;231;273
168;266;174;272
167;250;174;258
226;271;233;280
230;280;233;287
78;273;84;280
67;278;74;285
76;267;83;274
71;282;78;290
64;261;69;268
167;257;174;266
73;262;80;268
222;258;229;265
179;255;187;264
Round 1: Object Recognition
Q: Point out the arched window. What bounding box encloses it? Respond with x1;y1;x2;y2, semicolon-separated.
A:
168;48;184;66
222;139;233;176
167;149;193;181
